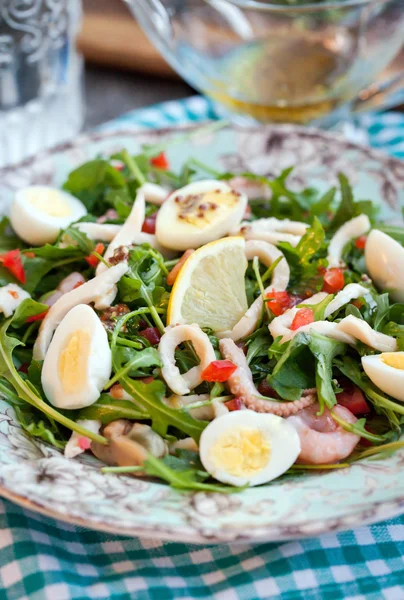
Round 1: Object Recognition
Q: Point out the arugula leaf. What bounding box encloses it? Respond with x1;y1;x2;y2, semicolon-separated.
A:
0;317;108;445
107;347;162;387
22;255;82;294
309;187;336;221
331;411;387;444
10;299;49;328
78;393;149;424
143;454;247;493
329;174;377;233
308;333;346;411
63;159;126;213
278;217;326;286
269;333;315;400
59;226;96;254
383;322;404;351
0;217;24;252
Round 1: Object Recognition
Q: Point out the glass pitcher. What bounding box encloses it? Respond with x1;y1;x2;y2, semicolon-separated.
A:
128;0;404;126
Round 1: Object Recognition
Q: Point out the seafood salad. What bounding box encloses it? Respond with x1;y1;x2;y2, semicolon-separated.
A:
0;136;404;493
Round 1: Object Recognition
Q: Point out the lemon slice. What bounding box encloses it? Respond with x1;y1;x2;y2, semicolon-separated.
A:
167;237;248;332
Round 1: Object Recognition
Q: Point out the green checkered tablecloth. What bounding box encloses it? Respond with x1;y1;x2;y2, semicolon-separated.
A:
1;97;404;600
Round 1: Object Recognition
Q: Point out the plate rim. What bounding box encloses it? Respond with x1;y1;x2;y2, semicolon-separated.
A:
0;122;403;543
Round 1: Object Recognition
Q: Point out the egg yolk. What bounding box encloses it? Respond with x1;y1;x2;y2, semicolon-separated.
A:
209;427;271;477
177;191;240;226
28;190;72;217
381;353;404;370
58;330;91;393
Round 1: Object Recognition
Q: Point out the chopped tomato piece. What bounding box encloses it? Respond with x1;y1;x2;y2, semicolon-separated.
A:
225;398;243;411
142;212;158;234
265;290;292;316
140;376;154;384
317;265;327;276
322;268;344;293
337;384;370;415
352;299;363;309
290;307;314;330
18;363;29;374
23;252;36;259
201;360;237;382
139;327;161;346
85;243;105;268
26;310;49;323
0;249;26;284
257;379;279;398
150;152;169;170
77;437;91;451
355;235;367;250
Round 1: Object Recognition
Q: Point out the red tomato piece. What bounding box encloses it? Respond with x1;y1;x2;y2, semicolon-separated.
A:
139;327;161;346
77;437;91;451
337;385;370;415
26;310;49;323
290;308;314;330
352;299;363;309
140;376;154;384
142;212;157;234
18;363;29;374
322;268;345;293
0;249;26;284
201;360;237;382
355;235;367;250
85;243;105;268
225;398;243;411
150;152;169;170
266;290;291;316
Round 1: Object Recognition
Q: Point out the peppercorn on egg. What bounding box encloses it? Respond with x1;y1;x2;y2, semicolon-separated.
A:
155;180;247;250
41;304;112;410
199;410;301;486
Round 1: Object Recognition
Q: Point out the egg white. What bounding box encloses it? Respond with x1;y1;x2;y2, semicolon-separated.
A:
365;229;404;302
362;353;404;402
41;304;112;410
199;410;301;487
10;185;87;246
155;180;247;250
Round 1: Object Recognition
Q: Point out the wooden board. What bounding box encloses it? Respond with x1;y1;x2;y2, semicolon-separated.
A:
77;0;177;77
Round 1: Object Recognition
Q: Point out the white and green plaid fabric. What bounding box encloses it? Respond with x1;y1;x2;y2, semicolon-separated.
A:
1;96;404;599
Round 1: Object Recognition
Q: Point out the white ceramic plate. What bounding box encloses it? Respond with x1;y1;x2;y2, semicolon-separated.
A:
0;124;403;543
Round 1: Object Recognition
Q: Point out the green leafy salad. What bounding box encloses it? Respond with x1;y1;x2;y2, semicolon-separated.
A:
0;128;403;493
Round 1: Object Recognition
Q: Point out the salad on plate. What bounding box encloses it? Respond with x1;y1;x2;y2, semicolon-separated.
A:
1;131;404;494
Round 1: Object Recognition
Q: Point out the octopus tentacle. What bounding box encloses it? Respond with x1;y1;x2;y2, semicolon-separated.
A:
219;338;316;416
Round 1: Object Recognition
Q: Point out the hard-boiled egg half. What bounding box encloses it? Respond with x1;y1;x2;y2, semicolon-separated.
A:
155;180;247;250
362;352;404;402
365;229;404;302
41;304;111;410
199;410;300;487
10;185;87;246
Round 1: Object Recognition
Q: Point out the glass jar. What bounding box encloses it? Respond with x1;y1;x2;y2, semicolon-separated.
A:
0;0;84;167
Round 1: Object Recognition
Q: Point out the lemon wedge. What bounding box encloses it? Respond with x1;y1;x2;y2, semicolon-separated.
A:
167;237;248;332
